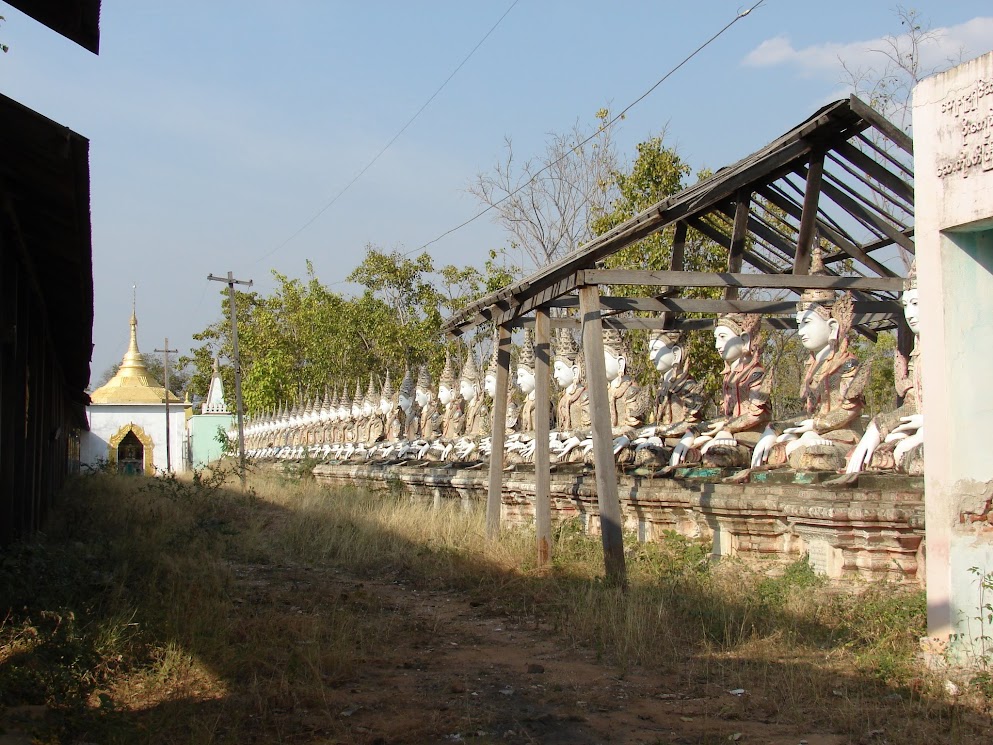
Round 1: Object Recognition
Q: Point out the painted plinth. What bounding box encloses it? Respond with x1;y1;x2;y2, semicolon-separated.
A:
913;51;993;654
311;462;925;584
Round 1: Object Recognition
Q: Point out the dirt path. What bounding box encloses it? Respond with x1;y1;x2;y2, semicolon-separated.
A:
254;563;848;745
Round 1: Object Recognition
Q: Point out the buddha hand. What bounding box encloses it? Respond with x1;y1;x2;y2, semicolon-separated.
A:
670;430;697;466
845;422;881;474
893;426;923;463
751;426;777;468
612;435;631;455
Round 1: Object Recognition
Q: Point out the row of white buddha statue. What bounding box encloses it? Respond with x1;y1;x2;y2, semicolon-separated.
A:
235;255;923;479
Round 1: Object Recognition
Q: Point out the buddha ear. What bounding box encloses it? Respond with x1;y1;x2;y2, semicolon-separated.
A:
828;318;840;342
740;332;751;353
672;345;683;366
617;354;626;374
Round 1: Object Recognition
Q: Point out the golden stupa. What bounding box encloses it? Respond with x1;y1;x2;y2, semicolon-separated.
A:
90;306;182;405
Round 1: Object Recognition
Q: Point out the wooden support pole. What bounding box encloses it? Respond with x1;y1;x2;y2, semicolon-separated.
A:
153;338;178;473
671;221;687;271
486;324;512;540
578;285;627;586
208;271;253;489
726;191;751;300
794;151;825;274
533;308;551;567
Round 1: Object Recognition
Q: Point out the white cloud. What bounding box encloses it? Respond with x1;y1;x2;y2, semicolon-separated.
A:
742;16;993;79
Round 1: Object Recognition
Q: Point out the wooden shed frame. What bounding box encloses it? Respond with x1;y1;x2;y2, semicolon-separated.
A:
441;96;915;582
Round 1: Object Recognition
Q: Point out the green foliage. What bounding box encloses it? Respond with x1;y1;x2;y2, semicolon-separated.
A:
589;138;727;401
182;248;520;415
852;331;897;418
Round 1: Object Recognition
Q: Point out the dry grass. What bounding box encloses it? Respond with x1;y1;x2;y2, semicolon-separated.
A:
0;465;990;743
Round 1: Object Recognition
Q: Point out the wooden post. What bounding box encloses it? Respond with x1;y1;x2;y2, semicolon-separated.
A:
533;308;551;567
794;151;825;274
725;191;751;300
208;271;253;490
154;338;178;473
486;324;512;539
578;284;627;585
671;220;687;272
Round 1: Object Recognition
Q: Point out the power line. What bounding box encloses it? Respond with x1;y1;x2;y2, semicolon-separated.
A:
409;0;766;257
256;0;521;264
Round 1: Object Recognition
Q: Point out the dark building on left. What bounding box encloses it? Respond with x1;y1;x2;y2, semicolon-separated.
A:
0;1;100;543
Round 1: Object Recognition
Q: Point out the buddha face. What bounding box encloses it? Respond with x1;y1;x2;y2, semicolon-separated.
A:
714;325;747;363
338;405;350;420
484;372;497;399
379;397;392;416
796;308;835;354
438;384;454;406
648;339;678;375
603;350;623;382
352;402;362;418
459;379;477;404
902;288;920;336
517;367;536;395
415;387;431;408
399;393;412;414
362;399;374;417
553;360;576;389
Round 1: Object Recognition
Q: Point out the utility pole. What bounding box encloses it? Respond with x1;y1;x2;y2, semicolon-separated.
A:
154;338;178;473
208;271;253;489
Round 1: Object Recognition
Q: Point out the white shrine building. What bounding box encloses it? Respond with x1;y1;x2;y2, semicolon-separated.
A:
82;307;187;474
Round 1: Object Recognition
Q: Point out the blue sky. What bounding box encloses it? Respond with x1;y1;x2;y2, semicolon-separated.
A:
1;1;990;385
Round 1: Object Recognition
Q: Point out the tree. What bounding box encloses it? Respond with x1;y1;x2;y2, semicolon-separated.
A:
468;110;618;270
590;135;728;403
182;246;517;416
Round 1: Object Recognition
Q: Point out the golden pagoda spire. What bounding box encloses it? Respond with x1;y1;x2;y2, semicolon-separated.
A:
90;287;181;405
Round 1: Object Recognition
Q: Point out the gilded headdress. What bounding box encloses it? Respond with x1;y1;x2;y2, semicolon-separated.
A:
439;352;456;390
715;312;760;339
416;363;433;392
399;367;415;399
381;370;395;400
796;245;836;318
517;330;536;373
904;259;917;292
649;329;683;348
460;350;480;385
602;327;629;359
553;328;580;365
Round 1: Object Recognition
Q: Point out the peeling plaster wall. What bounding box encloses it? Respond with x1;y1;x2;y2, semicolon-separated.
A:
913;50;993;652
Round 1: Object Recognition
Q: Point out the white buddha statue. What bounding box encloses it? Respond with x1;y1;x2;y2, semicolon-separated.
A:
844;260;923;476
672;313;770;468
749;284;867;473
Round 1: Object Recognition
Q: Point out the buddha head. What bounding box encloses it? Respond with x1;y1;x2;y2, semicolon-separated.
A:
328;389;340;423
438;352;457;406
795;247;844;355
320;389;332;423
483;336;500;399
602;328;629;383
553;329;583;390
415;364;434;408
648;329;684;377
399;368;415;415
903;260;919;336
379;370;395;416
714;313;760;364
459;351;481;405
515;331;537;396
